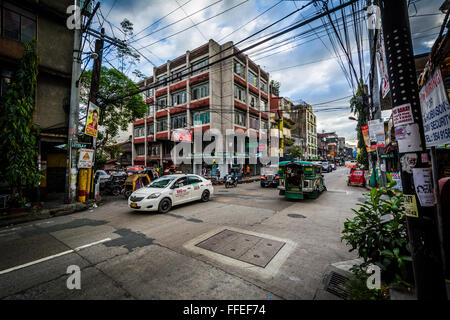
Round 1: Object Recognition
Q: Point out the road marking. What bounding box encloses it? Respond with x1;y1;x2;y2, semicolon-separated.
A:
0;238;111;275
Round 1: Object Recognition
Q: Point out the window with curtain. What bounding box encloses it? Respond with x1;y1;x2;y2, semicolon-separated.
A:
157;119;168;132
234;84;246;102
192;111;210;125
234;60;245;78
234;111;246;126
171;90;187;106
191;57;209;75
191;82;209;101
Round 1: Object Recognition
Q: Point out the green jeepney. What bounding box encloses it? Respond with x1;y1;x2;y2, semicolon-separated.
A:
277;161;326;200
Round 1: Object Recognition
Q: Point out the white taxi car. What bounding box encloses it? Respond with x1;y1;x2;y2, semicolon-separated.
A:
127;174;213;213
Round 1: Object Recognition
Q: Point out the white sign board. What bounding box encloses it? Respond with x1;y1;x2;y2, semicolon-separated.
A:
392;103;414;127
368;119;385;148
78;148;94;168
419;68;450;147
412;168;434;207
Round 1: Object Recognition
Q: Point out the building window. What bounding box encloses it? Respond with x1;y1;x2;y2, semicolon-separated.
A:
260;79;267;93
146;88;154;98
249;94;258;108
156;75;167;89
172;113;187;129
2;5;36;42
157;96;167;110
248;70;258;87
148;103;155;115
134;126;145;137
262;120;268;130
191;82;209;101
191;57;209;75
192;110;210;125
234;110;246;127
147;123;154;135
249;115;259;130
234;84;246;102
136;144;145;156
259;99;268;112
171;66;188;83
149;144;160;156
171;90;187;106
157;118;168;132
234;60;245;78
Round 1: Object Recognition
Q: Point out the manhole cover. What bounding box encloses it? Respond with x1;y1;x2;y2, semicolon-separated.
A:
196;229;286;267
287;214;306;218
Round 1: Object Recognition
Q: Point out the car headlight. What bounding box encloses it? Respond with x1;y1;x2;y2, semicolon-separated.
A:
146;193;161;199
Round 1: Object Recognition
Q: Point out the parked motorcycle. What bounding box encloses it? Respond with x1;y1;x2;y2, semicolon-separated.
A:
225;175;238;188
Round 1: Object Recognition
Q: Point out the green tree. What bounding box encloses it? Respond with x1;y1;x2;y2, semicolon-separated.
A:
80;67;147;158
350;82;369;169
0;42;41;206
270;80;280;96
286;146;303;159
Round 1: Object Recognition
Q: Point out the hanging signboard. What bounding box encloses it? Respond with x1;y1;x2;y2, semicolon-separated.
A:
392;103;414;127
172;129;192;143
377;30;390;99
78;148;94;168
85;102;100;137
361;125;376;152
391;172;403;191
404;194;419;218
412;168;434;207
419;68;450;147
395;123;422;153
368;119;385;148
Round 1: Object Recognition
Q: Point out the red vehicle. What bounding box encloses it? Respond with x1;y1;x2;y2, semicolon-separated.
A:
347;167;366;187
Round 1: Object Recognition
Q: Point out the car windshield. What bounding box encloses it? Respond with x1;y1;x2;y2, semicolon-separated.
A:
147;177;176;188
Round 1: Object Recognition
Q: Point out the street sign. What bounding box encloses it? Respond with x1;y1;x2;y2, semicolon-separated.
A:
72;142;89;149
78;148;94;168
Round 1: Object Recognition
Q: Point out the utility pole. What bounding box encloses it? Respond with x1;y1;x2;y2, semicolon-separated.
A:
379;0;447;299
65;0;82;204
367;0;386;187
87;28;104;199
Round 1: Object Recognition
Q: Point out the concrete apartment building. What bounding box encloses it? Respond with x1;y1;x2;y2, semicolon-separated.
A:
290;104;318;160
0;0;74;195
132;39;270;176
269;95;293;158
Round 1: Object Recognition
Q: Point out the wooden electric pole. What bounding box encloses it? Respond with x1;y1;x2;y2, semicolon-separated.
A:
379;0;447;299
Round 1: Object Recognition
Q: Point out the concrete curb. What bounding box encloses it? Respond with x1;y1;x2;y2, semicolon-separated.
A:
0;202;90;228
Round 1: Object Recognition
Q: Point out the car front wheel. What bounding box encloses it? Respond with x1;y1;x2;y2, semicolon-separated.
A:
158;198;172;213
201;190;210;202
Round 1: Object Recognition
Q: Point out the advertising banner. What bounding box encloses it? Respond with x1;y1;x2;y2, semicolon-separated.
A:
78;148;94;168
419;68;450;147
390;171;403;192
368;119;385;148
85;102;99;137
172;129;192;143
377;30;390;99
361;125;376;152
392;103;414;127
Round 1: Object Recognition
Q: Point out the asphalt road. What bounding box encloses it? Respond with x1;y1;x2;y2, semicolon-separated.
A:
0;166;366;300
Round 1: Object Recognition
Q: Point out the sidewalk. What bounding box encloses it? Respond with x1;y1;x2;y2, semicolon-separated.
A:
0;192;107;228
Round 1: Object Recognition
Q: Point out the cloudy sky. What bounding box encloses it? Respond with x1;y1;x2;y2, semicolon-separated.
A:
91;0;446;144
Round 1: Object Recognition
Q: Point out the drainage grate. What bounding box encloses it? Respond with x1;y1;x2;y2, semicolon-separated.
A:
324;271;349;299
196;229;285;268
